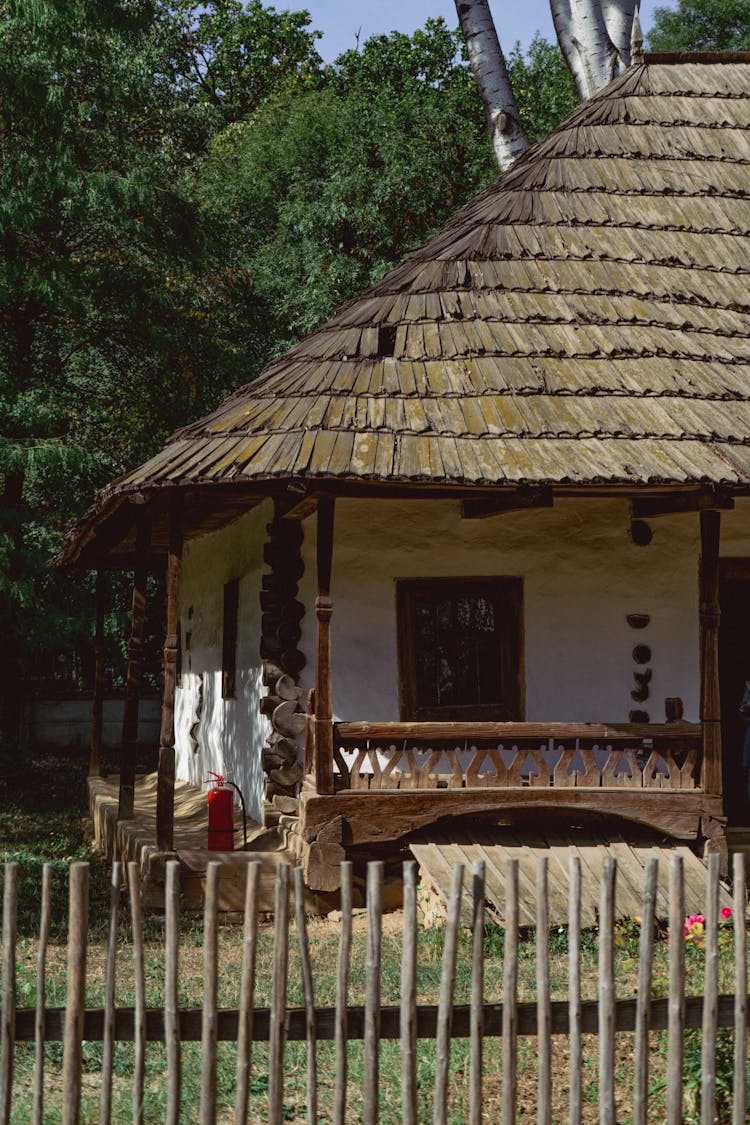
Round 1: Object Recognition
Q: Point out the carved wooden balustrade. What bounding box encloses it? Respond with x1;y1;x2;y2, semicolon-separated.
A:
330;721;703;793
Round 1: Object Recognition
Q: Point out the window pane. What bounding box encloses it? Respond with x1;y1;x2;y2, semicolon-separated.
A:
414;591;503;709
415;602;437;707
399;577;522;720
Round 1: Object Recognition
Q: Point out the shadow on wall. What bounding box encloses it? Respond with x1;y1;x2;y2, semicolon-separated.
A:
177;662;268;824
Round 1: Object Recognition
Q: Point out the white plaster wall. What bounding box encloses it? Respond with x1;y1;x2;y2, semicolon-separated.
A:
297;498;703;724
174;499;273;823
173;494;748;813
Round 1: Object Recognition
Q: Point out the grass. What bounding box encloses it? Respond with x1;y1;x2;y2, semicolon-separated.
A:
0;746;748;1122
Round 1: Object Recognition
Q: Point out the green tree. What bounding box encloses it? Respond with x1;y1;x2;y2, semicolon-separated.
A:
0;0;262;739
508;35;578;144
165;0;325;129
647;0;750;51
201;23;577;354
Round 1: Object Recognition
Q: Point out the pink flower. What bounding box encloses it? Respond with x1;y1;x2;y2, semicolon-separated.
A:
721;907;733;920
684;913;706;940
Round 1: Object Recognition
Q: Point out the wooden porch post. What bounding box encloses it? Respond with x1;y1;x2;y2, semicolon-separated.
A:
89;571;106;777
157;495;183;852
118;512;150;820
314;497;335;794
699;509;722;797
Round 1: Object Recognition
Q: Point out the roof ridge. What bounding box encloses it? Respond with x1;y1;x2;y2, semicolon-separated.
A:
645;52;750;65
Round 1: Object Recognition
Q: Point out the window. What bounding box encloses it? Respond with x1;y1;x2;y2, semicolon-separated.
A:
222;579;239;699
396;577;523;721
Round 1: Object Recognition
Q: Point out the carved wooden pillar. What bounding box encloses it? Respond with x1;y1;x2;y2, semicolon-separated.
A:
118;513;150;820
157;495;183;852
89;571;106;777
699;509;722;797
314;497;335;795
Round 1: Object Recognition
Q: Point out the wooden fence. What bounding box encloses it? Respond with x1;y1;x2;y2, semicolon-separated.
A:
0;851;747;1124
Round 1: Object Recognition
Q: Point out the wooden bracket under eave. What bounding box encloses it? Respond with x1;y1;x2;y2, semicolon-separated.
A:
631;487;734;520
461;488;553;519
278;491;320;521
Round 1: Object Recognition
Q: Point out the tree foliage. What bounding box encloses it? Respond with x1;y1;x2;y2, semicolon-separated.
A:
647;0;750;51
201;23;578;354
508;35;578;144
202;21;498;350
0;0;264;732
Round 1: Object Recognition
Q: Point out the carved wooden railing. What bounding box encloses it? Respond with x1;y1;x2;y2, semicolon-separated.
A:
331;722;703;793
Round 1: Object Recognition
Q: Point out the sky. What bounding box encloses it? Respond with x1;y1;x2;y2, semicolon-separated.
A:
289;1;662;62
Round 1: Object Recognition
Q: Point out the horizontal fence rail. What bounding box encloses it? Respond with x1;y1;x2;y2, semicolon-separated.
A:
0;850;746;1124
5;994;748;1041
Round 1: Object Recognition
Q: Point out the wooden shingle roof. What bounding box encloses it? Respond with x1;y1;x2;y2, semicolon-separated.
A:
60;57;750;564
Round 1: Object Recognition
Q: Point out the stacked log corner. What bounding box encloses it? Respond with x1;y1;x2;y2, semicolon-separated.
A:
259;509;306;831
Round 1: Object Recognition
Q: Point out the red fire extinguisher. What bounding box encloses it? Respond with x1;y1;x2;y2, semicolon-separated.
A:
206;773;247;851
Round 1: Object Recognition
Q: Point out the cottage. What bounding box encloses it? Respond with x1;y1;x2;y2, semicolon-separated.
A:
60;55;750;890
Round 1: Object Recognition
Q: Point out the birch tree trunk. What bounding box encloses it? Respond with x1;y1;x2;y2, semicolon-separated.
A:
454;0;529;170
550;0;634;100
602;0;638;61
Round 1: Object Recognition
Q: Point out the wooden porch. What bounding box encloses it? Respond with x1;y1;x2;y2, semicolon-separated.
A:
288;499;729;889
299;717;726;888
87;771;329;914
89;494;728;896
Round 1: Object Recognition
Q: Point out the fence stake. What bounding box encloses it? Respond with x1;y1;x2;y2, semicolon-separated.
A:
666;854;685;1125
0;863;17;1125
732;852;747;1125
165;860;181;1125
268;864;290;1125
294;867;317;1125
200;862;220;1125
128;862;146;1125
400;861;418;1125
334;861;353;1125
598;856;616;1125
501;857;519;1125
633;858;657;1125
701;851;720;1125
433;862;463;1125
235;862;260;1125
100;862;121;1125
568;856;582;1125
537;856;552;1125
62;862;88;1125
32;863;51;1125
469;859;485;1125
363;860;383;1125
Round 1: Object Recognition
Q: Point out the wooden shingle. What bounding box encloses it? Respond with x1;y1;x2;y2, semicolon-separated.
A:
58;58;750;565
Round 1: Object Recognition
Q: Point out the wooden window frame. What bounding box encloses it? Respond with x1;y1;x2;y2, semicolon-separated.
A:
222;578;239;700
396;576;524;722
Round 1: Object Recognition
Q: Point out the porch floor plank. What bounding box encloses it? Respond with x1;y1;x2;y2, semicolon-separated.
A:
409;829;731;927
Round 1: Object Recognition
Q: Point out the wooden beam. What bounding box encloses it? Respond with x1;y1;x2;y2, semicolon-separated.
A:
314;497;335;795
89;572;106;778
632;488;733;520
156;495;183;852
301;788;721;849
461;489;553;520
278;492;319;521
335;720;701;743
118;513;150;821
700;510;723;799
